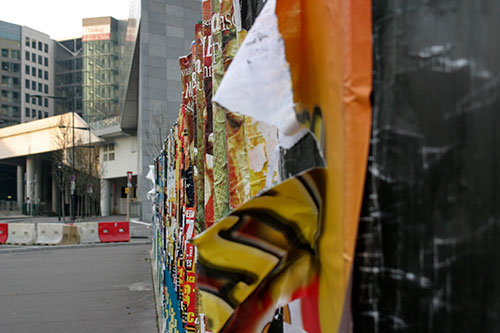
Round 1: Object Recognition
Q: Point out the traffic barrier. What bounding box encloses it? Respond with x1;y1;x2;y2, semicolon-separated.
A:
36;223;64;245
98;221;130;243
60;224;80;245
6;223;36;245
77;222;100;244
0;223;7;244
36;223;80;245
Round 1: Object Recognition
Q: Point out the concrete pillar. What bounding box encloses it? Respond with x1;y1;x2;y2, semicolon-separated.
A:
34;159;42;205
100;179;111;217
51;168;58;213
26;158;34;209
16;165;24;210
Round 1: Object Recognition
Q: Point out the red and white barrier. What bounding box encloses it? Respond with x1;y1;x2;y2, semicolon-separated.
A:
0;221;131;246
98;221;130;243
0;223;7;244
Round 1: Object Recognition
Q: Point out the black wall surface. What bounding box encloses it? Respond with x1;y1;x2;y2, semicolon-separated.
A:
352;0;500;332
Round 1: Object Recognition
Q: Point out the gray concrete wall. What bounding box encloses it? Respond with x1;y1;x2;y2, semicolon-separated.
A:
137;0;201;222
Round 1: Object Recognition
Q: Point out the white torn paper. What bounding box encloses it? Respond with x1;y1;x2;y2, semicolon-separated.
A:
212;0;300;136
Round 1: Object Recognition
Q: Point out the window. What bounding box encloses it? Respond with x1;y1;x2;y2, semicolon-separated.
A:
1;76;8;84
31;81;36;90
11;50;19;59
12;92;18;100
32;109;36;118
44;112;48;118
44;84;48;94
25;93;30;103
13;77;18;86
102;143;115;162
44;70;48;80
31;53;35;62
38;41;42;51
25;79;29;88
25;108;30;117
32;66;36;76
44;57;48;67
12;64;19;73
38;110;41;119
25;65;29;74
38;96;42;106
25;37;30;47
38;55;42;65
38;82;42;92
38;69;42;78
44;43;48;53
1;62;8;71
44;98;48;107
31;39;36;48
2;49;8;57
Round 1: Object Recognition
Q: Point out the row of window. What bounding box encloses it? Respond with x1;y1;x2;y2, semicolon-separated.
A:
25;80;49;94
1;49;20;60
25;65;49;80
25;107;48;119
0;90;19;103
84;86;119;99
0;104;19;117
1;61;20;73
1;75;19;87
25;37;49;53
25;93;49;107
25;51;49;67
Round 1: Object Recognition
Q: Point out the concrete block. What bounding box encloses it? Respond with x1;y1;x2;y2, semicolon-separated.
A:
60;225;80;245
36;223;64;245
77;222;100;244
6;223;36;245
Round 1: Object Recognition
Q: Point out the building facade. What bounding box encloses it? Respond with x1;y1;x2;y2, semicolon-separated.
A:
20;26;55;123
0;21;21;128
54;38;83;116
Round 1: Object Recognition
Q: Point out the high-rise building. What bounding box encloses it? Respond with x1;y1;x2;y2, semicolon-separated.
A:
1;21;55;127
54;38;83;116
20;26;55;123
82;17;127;123
0;21;21;128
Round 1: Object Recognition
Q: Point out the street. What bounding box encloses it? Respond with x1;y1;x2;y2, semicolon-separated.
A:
0;244;156;333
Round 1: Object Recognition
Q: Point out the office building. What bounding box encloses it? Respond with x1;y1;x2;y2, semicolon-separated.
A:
0;21;21;128
20;26;55;123
54;38;83;116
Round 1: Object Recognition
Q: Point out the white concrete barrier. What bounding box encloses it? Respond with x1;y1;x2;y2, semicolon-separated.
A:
77;222;100;244
36;223;63;245
60;224;80;245
6;223;36;245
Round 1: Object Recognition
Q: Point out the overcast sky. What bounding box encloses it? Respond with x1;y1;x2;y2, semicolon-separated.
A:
1;0;131;40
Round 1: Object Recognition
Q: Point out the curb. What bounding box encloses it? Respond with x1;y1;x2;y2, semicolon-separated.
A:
0;239;151;254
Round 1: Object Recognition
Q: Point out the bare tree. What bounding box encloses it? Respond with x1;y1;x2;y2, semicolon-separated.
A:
51;116;72;221
144;105;169;161
52;115;101;220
